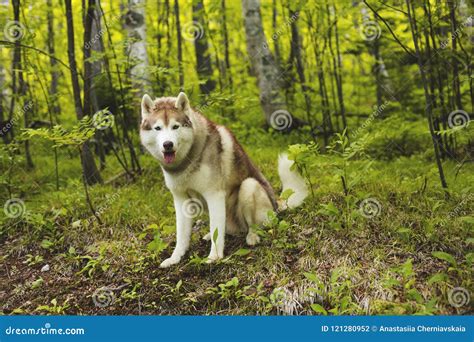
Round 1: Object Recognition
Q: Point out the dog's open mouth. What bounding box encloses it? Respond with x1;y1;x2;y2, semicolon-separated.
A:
163;151;176;164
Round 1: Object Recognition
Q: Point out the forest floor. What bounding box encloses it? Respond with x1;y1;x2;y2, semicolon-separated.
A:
1;127;473;315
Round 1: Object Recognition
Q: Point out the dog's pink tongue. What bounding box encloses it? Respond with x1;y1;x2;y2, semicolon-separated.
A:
164;152;176;164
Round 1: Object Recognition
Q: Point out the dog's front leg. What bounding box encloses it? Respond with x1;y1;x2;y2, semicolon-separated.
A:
204;191;226;262
160;192;192;268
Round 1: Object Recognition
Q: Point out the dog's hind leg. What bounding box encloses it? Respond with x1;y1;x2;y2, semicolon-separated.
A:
238;178;274;246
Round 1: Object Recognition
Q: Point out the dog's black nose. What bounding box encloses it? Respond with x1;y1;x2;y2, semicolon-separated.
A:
163;141;174;151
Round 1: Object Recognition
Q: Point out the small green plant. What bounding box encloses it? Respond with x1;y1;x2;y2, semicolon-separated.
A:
77;245;109;277
304;267;362;315
30;277;44;289
24;254;44;266
206;277;240;300
262;211;294;249
138;223;169;258
35;298;70;314
187;253;209;269
120;282;142;301
287;143;319;198
381;259;438;314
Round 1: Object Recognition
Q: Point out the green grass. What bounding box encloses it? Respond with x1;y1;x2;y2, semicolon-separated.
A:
0;120;473;315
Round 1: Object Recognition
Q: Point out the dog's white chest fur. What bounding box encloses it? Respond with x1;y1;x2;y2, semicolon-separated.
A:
163;163;213;194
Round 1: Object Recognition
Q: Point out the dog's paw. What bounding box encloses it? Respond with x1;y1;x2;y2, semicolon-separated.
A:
206;251;224;263
160;256;181;268
203;232;211;241
246;231;261;246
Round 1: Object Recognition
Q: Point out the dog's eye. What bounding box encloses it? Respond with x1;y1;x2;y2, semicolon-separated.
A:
154;126;161;131
172;125;180;130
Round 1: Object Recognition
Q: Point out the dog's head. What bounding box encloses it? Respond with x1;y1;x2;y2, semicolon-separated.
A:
140;92;195;168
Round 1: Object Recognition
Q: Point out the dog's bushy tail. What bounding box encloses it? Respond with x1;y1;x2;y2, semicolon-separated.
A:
277;153;308;211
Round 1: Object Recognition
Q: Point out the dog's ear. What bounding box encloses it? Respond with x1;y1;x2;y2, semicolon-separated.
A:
175;92;190;113
141;94;154;118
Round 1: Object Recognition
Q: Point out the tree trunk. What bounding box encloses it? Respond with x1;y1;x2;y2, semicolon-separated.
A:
307;11;332;146
11;0;34;168
447;1;463;111
123;0;151;95
192;0;216;95
241;0;291;127
84;0;106;170
289;9;315;140
65;0;102;185
333;2;347;130
0;65;7;144
47;0;60;117
221;0;233;89
406;0;448;191
174;0;184;89
425;0;451;156
271;0;281;67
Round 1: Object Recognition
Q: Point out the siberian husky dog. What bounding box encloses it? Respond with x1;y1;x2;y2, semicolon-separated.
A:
140;92;308;268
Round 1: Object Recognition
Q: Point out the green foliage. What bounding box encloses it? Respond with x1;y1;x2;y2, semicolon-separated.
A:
141;224;168;255
21;117;96;147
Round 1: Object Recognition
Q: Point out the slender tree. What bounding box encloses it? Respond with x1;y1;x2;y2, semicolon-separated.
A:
447;1;463;111
289;8;315;138
11;0;33;168
241;0;293;128
65;0;102;185
0;65;7;144
406;0;447;190
332;2;347;130
84;0;107;170
192;0;216;95
221;0;233;89
174;0;184;89
46;0;60;117
124;0;151;95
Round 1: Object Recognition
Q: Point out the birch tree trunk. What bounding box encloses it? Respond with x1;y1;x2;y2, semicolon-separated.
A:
123;0;151;95
241;0;292;128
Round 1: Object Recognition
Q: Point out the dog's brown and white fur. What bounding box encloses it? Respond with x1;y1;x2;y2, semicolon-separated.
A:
140;92;308;267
